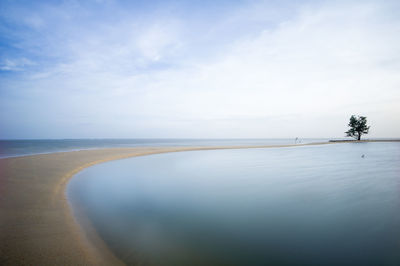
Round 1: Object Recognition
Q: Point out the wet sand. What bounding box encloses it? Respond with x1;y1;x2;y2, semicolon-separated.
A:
0;142;341;265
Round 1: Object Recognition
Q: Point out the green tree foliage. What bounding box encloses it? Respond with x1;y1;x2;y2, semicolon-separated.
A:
345;115;370;140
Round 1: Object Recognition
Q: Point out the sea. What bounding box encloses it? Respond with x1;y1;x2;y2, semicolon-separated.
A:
67;141;400;266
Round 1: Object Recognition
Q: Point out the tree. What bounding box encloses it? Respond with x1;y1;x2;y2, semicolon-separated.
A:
345;115;370;140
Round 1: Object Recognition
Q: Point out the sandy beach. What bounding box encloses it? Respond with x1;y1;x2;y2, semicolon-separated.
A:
0;142;352;265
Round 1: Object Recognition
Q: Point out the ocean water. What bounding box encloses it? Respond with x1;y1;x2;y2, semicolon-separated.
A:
0;138;326;158
67;142;400;266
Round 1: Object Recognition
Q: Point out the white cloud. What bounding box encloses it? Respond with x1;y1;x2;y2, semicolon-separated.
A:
0;58;36;71
136;22;183;61
126;2;400;120
1;0;400;138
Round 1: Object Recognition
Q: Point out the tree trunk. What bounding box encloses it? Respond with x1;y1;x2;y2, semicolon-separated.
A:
357;134;361;141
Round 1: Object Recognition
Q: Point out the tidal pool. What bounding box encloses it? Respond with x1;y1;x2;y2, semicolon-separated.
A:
68;142;400;265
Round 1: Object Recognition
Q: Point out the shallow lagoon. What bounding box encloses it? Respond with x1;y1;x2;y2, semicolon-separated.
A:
68;142;400;265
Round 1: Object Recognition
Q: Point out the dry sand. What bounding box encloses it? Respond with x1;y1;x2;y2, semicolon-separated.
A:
0;142;340;265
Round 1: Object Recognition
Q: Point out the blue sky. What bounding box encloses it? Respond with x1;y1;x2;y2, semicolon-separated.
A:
1;0;399;139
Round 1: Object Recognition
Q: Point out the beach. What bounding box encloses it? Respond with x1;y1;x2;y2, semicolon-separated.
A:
0;141;393;265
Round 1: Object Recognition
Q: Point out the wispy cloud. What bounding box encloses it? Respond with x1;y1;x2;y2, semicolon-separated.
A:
0;58;36;71
0;0;399;138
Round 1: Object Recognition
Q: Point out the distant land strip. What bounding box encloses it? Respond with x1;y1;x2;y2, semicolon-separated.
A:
329;139;400;142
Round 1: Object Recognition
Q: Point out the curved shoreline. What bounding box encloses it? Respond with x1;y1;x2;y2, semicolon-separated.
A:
0;141;383;265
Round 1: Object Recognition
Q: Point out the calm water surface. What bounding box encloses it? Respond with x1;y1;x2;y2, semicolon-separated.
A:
68;142;400;266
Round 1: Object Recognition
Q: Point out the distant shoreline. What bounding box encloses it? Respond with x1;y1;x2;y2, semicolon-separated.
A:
329;139;400;142
1;138;399;159
0;138;328;159
1;140;399;265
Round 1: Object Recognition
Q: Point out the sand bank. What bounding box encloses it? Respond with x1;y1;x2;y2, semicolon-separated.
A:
0;142;338;265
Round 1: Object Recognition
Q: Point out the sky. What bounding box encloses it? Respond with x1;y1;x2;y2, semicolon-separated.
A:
0;0;399;139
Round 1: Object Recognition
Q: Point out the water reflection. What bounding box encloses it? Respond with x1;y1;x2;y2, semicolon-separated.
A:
68;143;400;265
